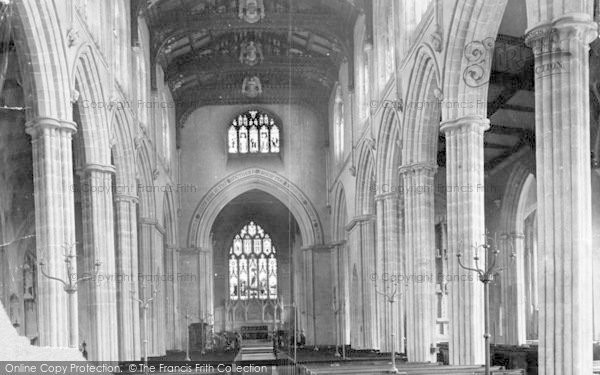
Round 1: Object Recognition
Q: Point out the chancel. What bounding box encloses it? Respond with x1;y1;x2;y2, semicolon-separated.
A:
0;0;599;374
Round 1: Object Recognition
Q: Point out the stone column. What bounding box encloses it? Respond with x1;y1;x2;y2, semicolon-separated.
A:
440;116;489;365
196;246;214;336
359;217;378;349
301;247;315;345
292;243;304;340
152;225;166;355
395;191;407;354
400;163;437;362
207;248;214;325
501;232;526;345
330;242;349;349
387;193;405;354
166;244;181;350
346;223;363;347
375;192;403;353
162;243;174;351
138;217;156;357
26;117;77;348
79;163;119;361
114;193;140;360
524;16;597;374
375;198;387;351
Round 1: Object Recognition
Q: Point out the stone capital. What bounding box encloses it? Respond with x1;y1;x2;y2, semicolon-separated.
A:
398;162;437;177
525;14;597;55
329;240;347;248
81;163;116;175
25;117;77;137
138;217;158;226
440;115;489;135
301;244;334;253
114;193;139;204
374;191;399;201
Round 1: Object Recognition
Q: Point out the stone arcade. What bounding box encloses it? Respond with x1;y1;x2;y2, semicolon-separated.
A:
0;0;599;374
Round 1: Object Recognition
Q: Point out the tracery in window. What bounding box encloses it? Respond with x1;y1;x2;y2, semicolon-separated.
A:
385;3;395;79
362;47;371;119
333;85;344;159
228;110;280;154
161;92;171;167
229;221;277;300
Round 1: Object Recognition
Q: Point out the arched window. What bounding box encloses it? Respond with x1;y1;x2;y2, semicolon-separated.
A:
161;92;172;167
384;2;395;80
518;174;538;341
229;221;277;300
333;85;344;160
228;110;280;154
362;46;371;119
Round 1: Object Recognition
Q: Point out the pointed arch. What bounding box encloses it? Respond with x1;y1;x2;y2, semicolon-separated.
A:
497;156;536;345
135;138;156;218
72;45;111;165
11;0;71;119
355;138;376;216
188;168;324;250
402;44;441;165
110;107;137;192
163;190;177;245
331;182;348;242
376;106;402;192
442;0;508;121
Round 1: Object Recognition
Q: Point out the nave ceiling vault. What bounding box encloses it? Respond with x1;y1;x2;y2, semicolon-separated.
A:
139;0;362;126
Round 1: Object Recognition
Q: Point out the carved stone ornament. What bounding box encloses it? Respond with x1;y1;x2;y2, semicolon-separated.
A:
67;28;80;48
239;0;265;24
239;40;264;66
242;76;263;98
462;37;495;88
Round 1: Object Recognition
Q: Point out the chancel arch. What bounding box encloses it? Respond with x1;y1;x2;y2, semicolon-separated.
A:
188;168;323;250
186;168;325;343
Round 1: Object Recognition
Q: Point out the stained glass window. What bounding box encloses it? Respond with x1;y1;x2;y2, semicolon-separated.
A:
229;221;278;300
228;123;238;153
228;110;280;154
249;124;259;153
239;125;248;154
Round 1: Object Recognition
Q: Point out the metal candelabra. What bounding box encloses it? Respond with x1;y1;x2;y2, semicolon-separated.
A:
374;280;404;374
331;296;345;359
38;242;101;348
456;233;515;375
181;309;198;361
292;302;298;363
131;282;157;372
